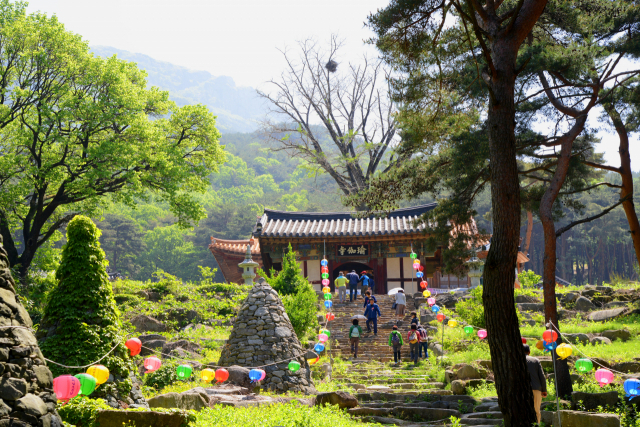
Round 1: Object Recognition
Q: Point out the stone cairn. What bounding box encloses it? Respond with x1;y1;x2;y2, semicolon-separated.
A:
217;246;315;394
0;236;62;426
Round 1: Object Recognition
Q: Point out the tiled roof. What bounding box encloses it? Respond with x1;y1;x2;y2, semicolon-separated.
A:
255;203;437;238
209;237;261;256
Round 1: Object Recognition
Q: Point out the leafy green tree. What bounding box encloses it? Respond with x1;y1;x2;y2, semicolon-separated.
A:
37;215;135;384
97;214;145;277
0;6;224;284
139;225;200;281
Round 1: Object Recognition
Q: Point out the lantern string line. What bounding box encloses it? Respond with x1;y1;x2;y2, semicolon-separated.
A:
547;320;630;376
43;335;133;369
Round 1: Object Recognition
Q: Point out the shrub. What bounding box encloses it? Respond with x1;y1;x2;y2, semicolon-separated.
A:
144;359;179;391
455;286;485;327
260;243;306;296
57;396;112;427
37;215;135;379
147;271;181;294
518;270;541;288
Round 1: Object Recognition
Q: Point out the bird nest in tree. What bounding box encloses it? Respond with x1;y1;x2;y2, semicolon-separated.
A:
325;60;338;73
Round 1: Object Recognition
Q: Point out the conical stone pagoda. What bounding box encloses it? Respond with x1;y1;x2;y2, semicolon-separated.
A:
218;246;315;394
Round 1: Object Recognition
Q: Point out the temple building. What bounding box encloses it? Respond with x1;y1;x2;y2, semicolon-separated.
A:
209;203;489;294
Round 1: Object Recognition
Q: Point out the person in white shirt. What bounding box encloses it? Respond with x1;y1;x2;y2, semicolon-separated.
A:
395;289;406;319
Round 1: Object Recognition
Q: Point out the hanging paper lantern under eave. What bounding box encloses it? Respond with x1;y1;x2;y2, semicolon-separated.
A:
318;333;329;343
320;328;331;338
427;297;435;306
53;375;80;403
125;338;142;357
422;290;430;297
536;340;545;350
321;273;329;279
556;343;572;359
575;358;594;373
321;266;329;274
595;368;614;387
74;373;97;396
410;252;417;259
543;340;557;352
87;365;109;385
177;364;192;380
623;378;640;397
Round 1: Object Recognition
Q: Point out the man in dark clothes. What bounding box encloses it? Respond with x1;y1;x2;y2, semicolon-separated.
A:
524;344;547;424
346;270;359;302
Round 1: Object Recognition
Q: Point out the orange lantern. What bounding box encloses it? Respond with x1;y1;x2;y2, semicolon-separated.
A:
125;338;142;356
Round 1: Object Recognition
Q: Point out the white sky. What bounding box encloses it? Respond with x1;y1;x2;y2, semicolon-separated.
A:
25;0;639;168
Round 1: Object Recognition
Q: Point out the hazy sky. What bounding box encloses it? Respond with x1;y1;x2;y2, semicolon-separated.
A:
25;0;639;168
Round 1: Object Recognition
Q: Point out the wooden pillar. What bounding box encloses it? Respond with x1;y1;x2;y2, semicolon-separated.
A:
303;260;308;278
399;257;404;289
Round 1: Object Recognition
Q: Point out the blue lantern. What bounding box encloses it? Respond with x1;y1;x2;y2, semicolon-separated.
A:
249;369;262;383
321;259;328;266
314;343;325;353
416;272;424;278
543;340;557;352
324;300;333;309
431;305;440;313
624;379;640;397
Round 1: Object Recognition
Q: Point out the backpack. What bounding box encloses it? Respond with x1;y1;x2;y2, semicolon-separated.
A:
391;332;400;345
350;326;360;338
419;329;428;340
409;331;418;343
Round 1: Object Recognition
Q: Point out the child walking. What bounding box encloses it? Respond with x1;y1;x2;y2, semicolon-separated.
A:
388;325;404;365
407;324;421;365
349;319;363;358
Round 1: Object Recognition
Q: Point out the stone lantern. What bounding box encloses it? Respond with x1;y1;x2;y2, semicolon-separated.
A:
466;255;484;288
238;244;258;285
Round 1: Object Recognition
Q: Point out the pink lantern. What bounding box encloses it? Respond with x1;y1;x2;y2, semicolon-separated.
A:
321;279;330;286
595;369;614;387
413;263;420;270
318;333;329;343
427;297;436;306
478;329;487;340
53;375;80;403
144;356;162;373
258;369;266;381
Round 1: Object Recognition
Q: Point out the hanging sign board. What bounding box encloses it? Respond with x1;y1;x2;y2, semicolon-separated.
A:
336;244;369;257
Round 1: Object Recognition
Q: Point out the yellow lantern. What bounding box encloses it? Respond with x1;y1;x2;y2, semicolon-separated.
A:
556;343;572;360
87;365;109;385
322;287;331;294
447;320;458;328
200;368;215;382
423;290;431;297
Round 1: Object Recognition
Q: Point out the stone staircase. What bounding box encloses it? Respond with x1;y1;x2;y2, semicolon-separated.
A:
326;294;426;362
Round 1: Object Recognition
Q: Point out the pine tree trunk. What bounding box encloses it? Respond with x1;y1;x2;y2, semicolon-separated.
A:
483;51;537;426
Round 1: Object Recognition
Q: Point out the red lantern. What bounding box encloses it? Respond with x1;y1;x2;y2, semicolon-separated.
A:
125;338;142;356
542;330;558;343
143;356;162;373
325;313;335;321
418;265;424;272
420;281;428;289
215;368;229;383
53;375;80;404
521;337;527;344
321;266;329;274
436;313;445;322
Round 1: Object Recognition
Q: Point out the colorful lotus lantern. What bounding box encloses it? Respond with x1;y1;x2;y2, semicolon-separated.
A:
249;369;265;383
575;358;593;373
322;279;330;286
200;368;215;382
318;333;329;343
321;259;328;266
74;373;96;396
595;369;614;387
555;343;572;360
410;252;417;259
144;356;162;373
543;341;557;352
321;266;329;274
436;313;445;322
320;329;330;338
307;356;320;365
326;313;335;321
477;329;487;340
427;297;436;306
288;361;301;372
53;375;80;403
322;286;331;293
536;340;544;350
431;304;440;313
176;365;192;380
521;337;527;344
314;343;325;353
86;365;109;386
448;320;458;327
464;326;474;335
125;338;142;356
623;379;640;397
215;368;229;383
423;290;430;297
324;300;333;309
420;281;428;290
324;293;332;300
542;330;558;343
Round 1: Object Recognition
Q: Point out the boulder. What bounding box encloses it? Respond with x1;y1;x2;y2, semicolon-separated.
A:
315;391;358;409
517;303;544;312
478;360;492;370
131;315;167;332
226;365;252;388
391;407;460;421
147;291;162;302
601;329;631;342
456;364;482;380
428;342;445;356
587;308;628;322
515;294;538;303
604;301;629;309
563;333;590;345
595;286;614;295
612;362;640;373
95;410;192;427
147;392;209;411
451;380;466;395
590;336;612;345
575;296;596;311
561;292;579;303
474;402;500;412
435;293;457;309
572;391;619;411
15;393;48;417
161;340;201;356
553;410;620;427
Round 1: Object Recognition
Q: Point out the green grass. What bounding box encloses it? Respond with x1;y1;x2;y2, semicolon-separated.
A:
194;401;382;426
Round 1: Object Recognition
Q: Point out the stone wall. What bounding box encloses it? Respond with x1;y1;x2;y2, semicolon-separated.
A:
218;280;315;394
0;236;62;426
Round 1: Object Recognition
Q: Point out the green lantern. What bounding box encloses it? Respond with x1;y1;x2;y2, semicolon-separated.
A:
288;361;301;372
575;358;593;373
321;273;329;279
320;329;330;338
177;364;193;380
464;326;474;335
75;373;97;396
410;252;417;259
324;293;332;300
